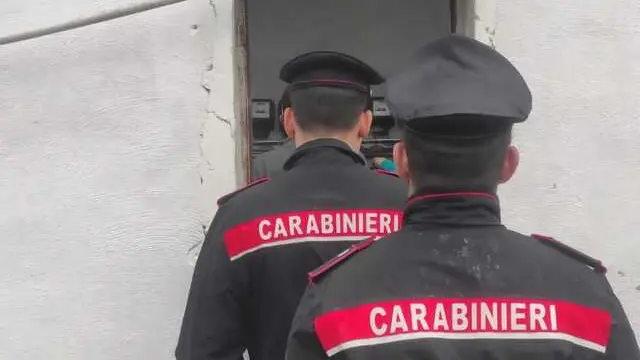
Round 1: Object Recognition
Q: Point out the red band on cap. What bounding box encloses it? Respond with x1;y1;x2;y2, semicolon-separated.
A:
291;79;369;93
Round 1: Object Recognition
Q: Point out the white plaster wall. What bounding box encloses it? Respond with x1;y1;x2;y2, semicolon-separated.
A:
476;0;640;336
0;0;237;358
0;0;134;36
1;0;638;358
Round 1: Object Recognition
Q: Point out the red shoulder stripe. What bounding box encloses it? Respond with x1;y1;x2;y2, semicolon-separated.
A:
314;297;612;356
531;233;606;274
217;177;270;206
308;236;377;283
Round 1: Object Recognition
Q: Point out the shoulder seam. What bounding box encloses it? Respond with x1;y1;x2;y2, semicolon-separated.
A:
308;236;377;284
217;177;270;206
531;233;607;274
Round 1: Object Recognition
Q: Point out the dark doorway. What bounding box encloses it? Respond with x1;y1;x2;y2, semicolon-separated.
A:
235;0;455;180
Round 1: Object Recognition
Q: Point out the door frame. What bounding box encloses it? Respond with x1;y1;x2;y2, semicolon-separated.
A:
232;0;473;184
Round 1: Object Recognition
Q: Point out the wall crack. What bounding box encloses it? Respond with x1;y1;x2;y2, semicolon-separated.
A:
208;0;219;17
472;0;498;49
193;0;229;260
201;58;234;136
211;112;232;128
191;0;240;264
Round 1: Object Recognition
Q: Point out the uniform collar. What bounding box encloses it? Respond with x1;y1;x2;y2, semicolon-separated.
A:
403;187;501;227
283;138;366;170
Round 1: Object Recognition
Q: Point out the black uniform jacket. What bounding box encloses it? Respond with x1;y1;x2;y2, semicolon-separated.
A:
175;139;408;360
286;189;640;360
251;140;296;181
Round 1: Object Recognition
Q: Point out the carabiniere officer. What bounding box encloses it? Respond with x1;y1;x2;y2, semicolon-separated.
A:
175;50;407;360
286;34;639;360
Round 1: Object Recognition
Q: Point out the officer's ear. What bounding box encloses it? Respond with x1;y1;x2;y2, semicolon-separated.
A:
357;110;373;139
499;145;519;183
283;107;296;139
393;141;411;182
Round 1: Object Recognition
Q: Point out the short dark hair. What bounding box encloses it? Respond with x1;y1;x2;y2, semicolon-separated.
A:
289;86;368;132
402;115;512;189
278;89;291;118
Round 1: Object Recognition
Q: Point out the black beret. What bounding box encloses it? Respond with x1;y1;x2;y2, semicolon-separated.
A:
280;51;384;94
386;34;532;131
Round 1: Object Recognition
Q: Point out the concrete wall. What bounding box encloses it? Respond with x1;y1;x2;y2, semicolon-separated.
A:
474;0;640;336
0;0;237;358
0;0;638;359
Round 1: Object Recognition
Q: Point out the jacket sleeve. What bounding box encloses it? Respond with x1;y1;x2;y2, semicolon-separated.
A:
175;213;248;360
286;285;329;360
604;288;640;359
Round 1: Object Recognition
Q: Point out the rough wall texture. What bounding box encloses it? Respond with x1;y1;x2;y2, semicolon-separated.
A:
0;0;134;36
475;0;640;336
1;0;638;358
0;0;236;358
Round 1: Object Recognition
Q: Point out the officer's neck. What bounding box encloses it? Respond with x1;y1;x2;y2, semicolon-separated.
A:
407;179;498;197
294;131;361;152
404;186;502;227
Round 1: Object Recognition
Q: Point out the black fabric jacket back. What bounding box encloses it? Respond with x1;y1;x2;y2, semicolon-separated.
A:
286;190;640;360
175;139;408;360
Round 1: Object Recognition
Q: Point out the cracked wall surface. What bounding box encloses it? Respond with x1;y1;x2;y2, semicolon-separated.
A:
472;0;640;339
198;0;236;225
0;0;235;358
1;1;638;358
